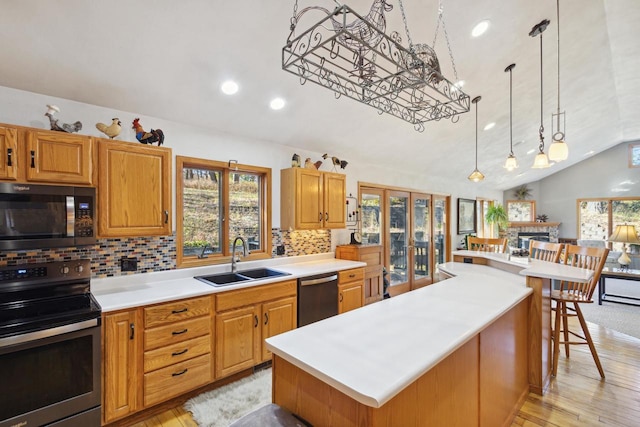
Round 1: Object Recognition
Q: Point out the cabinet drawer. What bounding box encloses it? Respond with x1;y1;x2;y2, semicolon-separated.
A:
216;280;296;312
143;354;212;407
144;296;211;328
144;335;211;373
339;268;364;283
144;316;211;351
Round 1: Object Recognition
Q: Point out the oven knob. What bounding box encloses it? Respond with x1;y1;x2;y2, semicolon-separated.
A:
75;265;84;273
61;266;70;274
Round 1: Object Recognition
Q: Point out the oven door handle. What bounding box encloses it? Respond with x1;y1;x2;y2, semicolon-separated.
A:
0;318;99;348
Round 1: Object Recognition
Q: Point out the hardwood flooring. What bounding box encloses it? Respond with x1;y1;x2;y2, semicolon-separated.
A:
134;319;640;427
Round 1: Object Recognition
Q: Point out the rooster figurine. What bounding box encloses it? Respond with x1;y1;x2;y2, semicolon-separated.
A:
132;118;164;146
95;118;122;139
44;104;82;133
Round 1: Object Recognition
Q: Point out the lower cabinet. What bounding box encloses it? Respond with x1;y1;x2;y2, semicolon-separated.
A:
338;268;365;314
336;245;383;304
215;280;297;378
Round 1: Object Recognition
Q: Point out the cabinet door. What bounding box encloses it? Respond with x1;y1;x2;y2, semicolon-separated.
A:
0;126;17;180
26;130;93;184
103;310;138;424
339;282;363;314
261;296;297;362
98;140;171;237
215;306;260;378
323;172;346;228
296;168;323;229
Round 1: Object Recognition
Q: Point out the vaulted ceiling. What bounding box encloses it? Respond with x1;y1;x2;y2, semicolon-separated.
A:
1;0;638;190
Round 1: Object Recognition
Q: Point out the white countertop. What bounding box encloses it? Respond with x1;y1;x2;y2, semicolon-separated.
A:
92;253;365;312
266;262;532;408
451;250;594;283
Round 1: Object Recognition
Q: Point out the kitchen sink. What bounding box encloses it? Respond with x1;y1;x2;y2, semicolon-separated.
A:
194;268;290;287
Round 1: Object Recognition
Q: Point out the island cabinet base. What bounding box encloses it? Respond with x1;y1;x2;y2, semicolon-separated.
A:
272;299;529;427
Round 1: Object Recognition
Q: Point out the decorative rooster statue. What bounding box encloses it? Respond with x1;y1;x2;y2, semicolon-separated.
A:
132;118;164;146
291;0;393;51
95;118;122;139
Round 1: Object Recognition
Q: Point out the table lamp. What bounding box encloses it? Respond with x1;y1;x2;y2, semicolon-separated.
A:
608;224;640;268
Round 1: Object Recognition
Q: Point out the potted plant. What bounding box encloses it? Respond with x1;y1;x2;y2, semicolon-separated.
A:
485;204;509;237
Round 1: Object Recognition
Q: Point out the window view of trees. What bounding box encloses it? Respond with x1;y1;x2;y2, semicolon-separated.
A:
579;198;640;251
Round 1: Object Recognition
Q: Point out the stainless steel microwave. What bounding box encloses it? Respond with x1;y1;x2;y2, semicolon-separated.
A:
0;183;96;250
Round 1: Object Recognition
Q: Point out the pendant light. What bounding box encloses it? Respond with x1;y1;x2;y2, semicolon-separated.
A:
503;63;518;171
468;96;485;182
549;0;569;161
530;19;551;169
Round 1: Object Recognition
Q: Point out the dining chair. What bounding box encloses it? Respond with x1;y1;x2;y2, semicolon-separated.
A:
467;237;508;253
529;241;563;263
551;244;609;378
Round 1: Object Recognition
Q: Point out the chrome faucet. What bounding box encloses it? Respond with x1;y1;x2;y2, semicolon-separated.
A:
231;236;249;273
198;243;209;259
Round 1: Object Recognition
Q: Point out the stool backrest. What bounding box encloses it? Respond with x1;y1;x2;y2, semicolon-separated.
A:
560;244;609;300
529;241;563;263
468;237;508;253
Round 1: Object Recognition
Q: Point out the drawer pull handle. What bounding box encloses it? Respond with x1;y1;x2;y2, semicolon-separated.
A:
129;323;135;340
264;313;269;325
7;148;12;167
349;274;356;278
172;368;188;377
339;293;343;302
172;329;188;335
30;150;35;168
172;308;188;314
172;348;189;356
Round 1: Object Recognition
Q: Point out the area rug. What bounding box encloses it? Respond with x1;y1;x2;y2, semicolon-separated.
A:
184;368;272;427
579;280;640;339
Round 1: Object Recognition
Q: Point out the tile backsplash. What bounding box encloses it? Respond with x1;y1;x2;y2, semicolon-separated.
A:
0;229;331;278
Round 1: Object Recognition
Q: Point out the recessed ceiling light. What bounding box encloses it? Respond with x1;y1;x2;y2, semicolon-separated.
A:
471;20;490;38
270;97;286;110
483;122;495;131
454;80;465;88
221;80;239;95
526;149;536;155
584;150;595;156
513;140;524;146
516;173;526;178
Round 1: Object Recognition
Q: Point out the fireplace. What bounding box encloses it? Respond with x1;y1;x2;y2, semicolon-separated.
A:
518;232;550;250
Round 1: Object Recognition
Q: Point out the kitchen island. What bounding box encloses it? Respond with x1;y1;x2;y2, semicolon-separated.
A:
265;252;594;426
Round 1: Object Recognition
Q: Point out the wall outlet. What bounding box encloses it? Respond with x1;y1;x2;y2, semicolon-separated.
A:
120;257;138;272
276;245;285;255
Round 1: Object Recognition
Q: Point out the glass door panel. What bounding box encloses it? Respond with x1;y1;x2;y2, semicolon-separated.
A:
434;196;448;277
412;193;431;287
361;190;383;245
388;192;409;287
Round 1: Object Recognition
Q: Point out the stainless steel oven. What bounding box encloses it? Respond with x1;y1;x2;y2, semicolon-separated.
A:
0;183;96;250
0;260;101;427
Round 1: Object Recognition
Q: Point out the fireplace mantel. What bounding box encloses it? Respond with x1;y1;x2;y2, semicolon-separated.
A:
508;222;561;227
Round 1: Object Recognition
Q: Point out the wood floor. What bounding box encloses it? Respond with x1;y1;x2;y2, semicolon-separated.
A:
133;319;640;427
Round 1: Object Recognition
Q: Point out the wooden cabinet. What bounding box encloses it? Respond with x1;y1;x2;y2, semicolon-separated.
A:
280;167;346;230
336;245;384;304
338;268;364;314
26;129;93;184
215;280;297;378
142;296;213;407
98;139;171;237
103;310;139;424
0;125;18;180
0;124;93;185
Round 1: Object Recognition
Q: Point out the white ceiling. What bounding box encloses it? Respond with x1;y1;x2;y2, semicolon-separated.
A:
1;0;638;190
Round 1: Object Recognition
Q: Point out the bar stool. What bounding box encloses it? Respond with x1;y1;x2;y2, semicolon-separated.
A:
551;244;609;378
529;240;563;263
467;237;508;253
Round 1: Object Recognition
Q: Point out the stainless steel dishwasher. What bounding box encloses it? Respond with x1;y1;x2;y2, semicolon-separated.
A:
297;272;338;327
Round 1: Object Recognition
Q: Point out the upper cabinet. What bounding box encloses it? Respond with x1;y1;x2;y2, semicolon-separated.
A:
98;139;171;237
0;124;93;185
280;168;346;230
0;125;18;180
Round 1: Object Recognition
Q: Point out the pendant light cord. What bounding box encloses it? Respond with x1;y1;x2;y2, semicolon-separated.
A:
538;30;545;153
556;0;562;124
509;66;513;155
475;99;478;168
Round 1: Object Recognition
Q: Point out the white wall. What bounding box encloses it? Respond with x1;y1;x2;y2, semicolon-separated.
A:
503;142;640;238
0;85;502;250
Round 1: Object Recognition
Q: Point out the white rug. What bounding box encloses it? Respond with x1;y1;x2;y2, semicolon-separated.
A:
184;368;272;427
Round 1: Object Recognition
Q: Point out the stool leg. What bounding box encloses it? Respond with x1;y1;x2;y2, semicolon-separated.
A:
574;303;605;378
562;302;570;358
552;300;562;377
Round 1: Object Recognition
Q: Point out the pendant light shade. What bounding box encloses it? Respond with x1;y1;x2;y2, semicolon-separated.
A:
468;96;485;182
503;63;518;171
530;19;551;169
549;0;569;162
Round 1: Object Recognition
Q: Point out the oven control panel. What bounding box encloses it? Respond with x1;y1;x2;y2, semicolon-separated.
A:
0;259;91;284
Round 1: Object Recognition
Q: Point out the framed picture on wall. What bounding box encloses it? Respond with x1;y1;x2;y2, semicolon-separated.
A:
629;143;640;168
457;198;476;234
